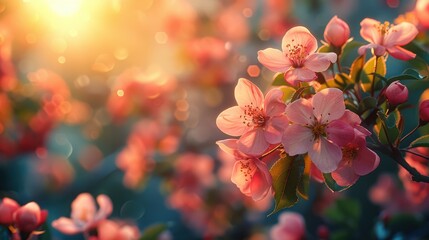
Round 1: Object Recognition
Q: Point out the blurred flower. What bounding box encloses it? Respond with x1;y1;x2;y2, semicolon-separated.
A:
385;81;408;106
419;99;429;122
258;26;337;86
283;88;354;173
216;78;288;156
35;152;75;190
270;212;305;240
52;193;113;235
0;197;19;226
97;219;140;240
358;18;418;60
13;202;48;234
324;16;350;48
416;0;429;29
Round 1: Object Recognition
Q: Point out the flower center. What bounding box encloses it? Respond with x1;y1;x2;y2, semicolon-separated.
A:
374;21;396;41
240;103;266;128
284;40;308;67
342;144;359;164
311;121;327;139
239;160;255;182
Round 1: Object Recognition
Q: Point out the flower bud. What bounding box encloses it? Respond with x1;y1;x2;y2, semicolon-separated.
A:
324;16;350;47
385;81;408;106
0;198;19;225
419;99;429;122
13;202;47;233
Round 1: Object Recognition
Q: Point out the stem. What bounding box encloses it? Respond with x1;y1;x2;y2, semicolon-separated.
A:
400;123;421;143
336;57;342;73
260;144;282;159
371;56;379;97
400;149;429;161
391;148;429;183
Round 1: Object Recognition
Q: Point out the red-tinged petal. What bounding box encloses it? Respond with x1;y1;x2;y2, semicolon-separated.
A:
39;210;48;226
337;110;362;125
264;115;288;144
270;212;305;240
360;18;382;44
238;128;269;156
282;26;318;54
331;163;359;186
71;193;96;222
264;88;286;117
284;68;316;85
358;44;386;57
216;106;249;136
250;160;272;201
384;22;418;47
282;124;312;156
353;147;380;176
309;137;341;173
257;48;291;72
231;160;255;196
94;195;113;222
310;162;324;183
285;98;313;125
326;120;354;147
14;202;41;233
216;139;238;156
304;52;337;72
0;198;20;225
97;220;120;240
52;217;83;235
312;88;345;123
387;46;416;61
235;78;264;108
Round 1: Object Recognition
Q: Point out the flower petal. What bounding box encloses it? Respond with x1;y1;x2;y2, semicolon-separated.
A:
238;128;269;156
360;18;382;44
94;194;113;222
264;88;286;117
257;48;292;72
285;98;313;125
358;43;386;56
304;53;337;72
309;137;341;173
71;193;96;222
235;78;264;108
282;124;312;156
264;115;288;144
284;68;316;85
353;147;380;176
231;159;255;196
326;120;355;147
250;160;272;201
282;26;317;54
216;106;248;136
331;163;359;186
384;22;418;47
386;46;416;61
312;88;345;123
216;139;238;156
52;217;83;235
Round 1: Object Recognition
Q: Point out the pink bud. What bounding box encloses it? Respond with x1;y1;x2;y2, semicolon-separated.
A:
416;0;429;29
13;202;46;233
419;100;429;122
324;16;350;47
385;81;408;106
0;198;20;225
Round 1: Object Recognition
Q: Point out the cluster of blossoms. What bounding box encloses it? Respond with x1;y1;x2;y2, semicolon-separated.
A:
0;198;47;240
216;13;426;210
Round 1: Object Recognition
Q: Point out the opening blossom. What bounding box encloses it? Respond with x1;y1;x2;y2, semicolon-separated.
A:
358;18;419;60
52;193;113;235
257;26;337;86
282;88;355;173
216;78;288;156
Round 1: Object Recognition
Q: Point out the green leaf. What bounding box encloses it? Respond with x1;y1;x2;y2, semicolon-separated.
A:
323;173;351;192
350;55;365;83
360;56;386;92
375;111;401;146
406;56;429;80
272;73;287;86
409;135;429;148
279;86;296;103
297;155;311;200
269;154;305;215
318;44;331;53
324;198;360;228
340;40;364;60
139;224;168;240
387;69;424;84
290;86;310;102
358;96;377;113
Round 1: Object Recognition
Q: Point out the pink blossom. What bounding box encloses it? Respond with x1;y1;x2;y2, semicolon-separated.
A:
416;0;429;29
217;139;272;201
419;99;429;122
97;220;140;240
216;78;288;156
0;197;19;225
270;212;305;240
385;81;408;106
258;26;337;86
282;88;354;173
358;18;419;60
52;193;113;235
13;202;48;233
324;16;351;47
